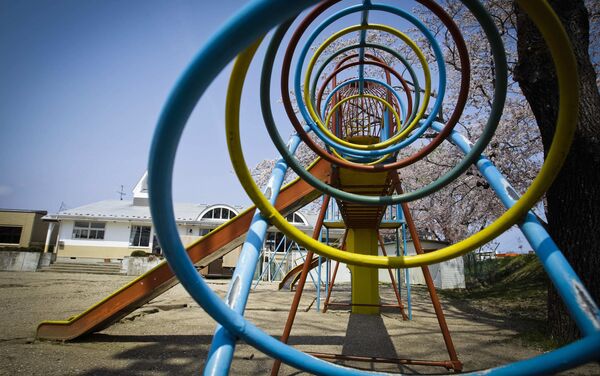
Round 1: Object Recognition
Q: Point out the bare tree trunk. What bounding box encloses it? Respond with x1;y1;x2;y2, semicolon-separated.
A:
514;0;600;343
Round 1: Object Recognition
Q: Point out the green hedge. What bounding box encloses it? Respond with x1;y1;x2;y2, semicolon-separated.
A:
130;250;150;257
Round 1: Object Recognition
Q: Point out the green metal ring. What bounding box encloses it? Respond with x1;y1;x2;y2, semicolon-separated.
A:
262;0;507;205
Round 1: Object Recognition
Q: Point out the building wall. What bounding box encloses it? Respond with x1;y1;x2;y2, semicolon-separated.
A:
52;210;322;274
383;239;465;289
222;246;241;268
58;220;154;259
439;257;465;289
30;213;51;247
0;211;49;248
56;219;211;260
180;234;201;247
60;244;137;259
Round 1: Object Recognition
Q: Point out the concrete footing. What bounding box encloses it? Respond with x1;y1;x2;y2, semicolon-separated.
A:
0;251;43;272
121;256;162;276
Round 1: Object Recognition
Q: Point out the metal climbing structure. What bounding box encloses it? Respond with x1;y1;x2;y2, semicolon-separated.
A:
42;0;599;374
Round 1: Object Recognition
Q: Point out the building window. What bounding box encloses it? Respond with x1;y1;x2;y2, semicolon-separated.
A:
199;228;212;236
201;207;236;220
73;221;105;240
130;225;151;247
0;226;22;244
286;212;307;225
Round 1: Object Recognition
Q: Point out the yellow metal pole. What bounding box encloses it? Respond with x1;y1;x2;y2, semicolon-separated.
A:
347;228;379;314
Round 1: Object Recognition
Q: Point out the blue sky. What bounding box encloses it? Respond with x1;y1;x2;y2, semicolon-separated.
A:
0;0;531;252
0;0;415;213
0;0;279;212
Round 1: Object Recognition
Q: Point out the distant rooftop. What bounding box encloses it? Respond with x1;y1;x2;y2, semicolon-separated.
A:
0;208;47;215
40;172;318;226
44;200;243;223
43;199;317;227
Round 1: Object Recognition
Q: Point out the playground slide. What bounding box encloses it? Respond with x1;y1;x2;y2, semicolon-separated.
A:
278;257;320;291
36;159;331;341
278;234;345;291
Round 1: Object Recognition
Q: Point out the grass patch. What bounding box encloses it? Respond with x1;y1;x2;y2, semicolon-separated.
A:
515;323;564;351
440;255;560;350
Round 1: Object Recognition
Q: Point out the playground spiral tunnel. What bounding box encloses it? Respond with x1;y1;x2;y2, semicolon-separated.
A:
147;0;600;374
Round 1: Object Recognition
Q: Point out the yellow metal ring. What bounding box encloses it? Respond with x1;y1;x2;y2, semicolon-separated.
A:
325;93;400;164
303;24;431;151
227;0;578;268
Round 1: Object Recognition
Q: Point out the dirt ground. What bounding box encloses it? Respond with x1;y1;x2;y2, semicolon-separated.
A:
0;271;598;375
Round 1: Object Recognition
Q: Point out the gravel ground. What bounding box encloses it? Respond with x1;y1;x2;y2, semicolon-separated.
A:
0;271;598;375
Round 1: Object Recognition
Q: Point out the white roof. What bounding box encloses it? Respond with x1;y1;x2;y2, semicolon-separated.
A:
44;199;317;227
47;200;242;223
